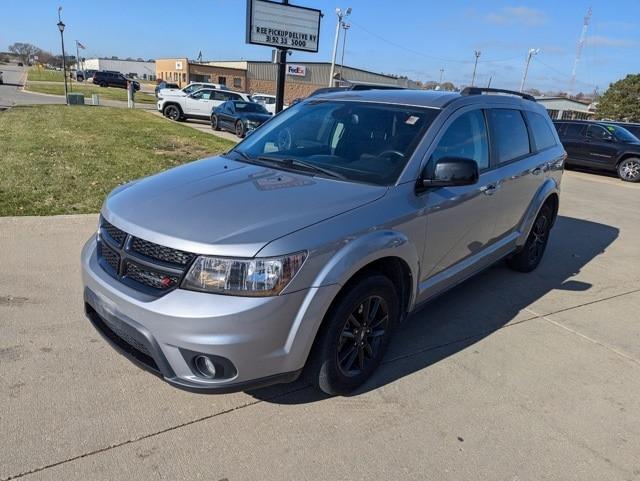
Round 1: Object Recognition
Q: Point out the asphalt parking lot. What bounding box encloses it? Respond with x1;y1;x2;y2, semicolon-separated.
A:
1;170;639;481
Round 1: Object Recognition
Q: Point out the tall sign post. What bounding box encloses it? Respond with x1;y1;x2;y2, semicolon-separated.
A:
246;0;321;113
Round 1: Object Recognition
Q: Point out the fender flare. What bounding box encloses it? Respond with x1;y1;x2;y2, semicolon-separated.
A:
516;178;560;248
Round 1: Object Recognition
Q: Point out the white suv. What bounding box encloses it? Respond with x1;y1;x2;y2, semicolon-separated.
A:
158;88;252;122
159;82;226;98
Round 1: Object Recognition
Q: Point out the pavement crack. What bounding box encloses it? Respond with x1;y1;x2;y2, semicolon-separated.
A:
0;384;310;481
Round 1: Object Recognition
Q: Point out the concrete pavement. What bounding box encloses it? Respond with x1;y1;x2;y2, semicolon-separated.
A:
0;64;63;108
0;171;639;480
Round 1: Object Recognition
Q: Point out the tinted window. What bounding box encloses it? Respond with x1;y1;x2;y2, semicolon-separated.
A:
234;101;269;114
565;123;585;137
587;125;610;140
432;110;489;170
213;91;231;101
527;111;557;151
192;89;213;100
488;109;530;163
235;101;438;185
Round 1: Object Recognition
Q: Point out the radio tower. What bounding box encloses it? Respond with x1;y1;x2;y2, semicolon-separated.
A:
570;6;592;95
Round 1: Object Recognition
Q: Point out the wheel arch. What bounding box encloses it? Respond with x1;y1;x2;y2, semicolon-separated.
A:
616;152;640;166
516;179;560;248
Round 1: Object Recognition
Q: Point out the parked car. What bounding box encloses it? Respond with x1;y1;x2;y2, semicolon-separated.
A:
251;93;279;114
159;82;225;99
17;62;23;67
82;87;564;395
158;88;252;122
554;120;640;182
92;71;140;90
211;100;272;137
76;69;97;82
154;81;180;97
0;71;3;85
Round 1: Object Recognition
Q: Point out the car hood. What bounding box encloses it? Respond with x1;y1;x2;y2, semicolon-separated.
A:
102;156;387;257
242;113;272;122
159;89;186;97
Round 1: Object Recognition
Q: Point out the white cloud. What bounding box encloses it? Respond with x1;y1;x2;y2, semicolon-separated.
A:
585;35;638;48
485;7;547;26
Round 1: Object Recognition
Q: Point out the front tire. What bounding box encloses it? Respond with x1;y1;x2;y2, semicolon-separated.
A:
507;203;553;273
306;275;399;396
617;157;640;182
163;104;182;121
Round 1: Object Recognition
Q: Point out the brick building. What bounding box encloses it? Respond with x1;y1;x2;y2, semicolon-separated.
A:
157;59;415;103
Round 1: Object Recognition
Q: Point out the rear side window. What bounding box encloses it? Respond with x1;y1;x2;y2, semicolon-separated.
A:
564;123;585;137
488;109;530;164
432;110;489;170
526;111;557;151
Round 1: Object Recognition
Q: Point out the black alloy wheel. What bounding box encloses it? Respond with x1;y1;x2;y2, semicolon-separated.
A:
507;203;553;272
306;274;399;396
211;115;220;131
164;105;181;121
337;295;390;377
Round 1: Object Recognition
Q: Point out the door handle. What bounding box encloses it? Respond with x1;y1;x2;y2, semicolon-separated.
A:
532;167;543;175
480;184;497;195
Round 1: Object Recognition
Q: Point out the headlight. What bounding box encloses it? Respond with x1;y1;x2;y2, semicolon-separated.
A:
182;252;306;296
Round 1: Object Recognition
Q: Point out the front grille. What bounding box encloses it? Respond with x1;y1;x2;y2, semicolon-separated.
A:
130;237;195;266
96;216;196;296
98;242;120;272
101;219;126;246
124;261;180;291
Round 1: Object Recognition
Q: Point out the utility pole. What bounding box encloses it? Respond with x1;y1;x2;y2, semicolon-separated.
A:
519;48;540;92
438;68;444;85
487;76;492;88
570;7;592;95
329;7;351;87
274;0;289;113
338;22;350;84
57;7;68;105
471;50;481;87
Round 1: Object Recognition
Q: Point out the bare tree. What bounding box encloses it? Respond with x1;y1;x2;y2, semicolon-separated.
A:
8;42;39;64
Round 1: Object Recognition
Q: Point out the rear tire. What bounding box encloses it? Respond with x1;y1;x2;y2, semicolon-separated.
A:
507;203;553;273
235;120;245;138
617;157;640;182
163;104;182;121
99;81;107;88
305;275;399;396
211;115;221;131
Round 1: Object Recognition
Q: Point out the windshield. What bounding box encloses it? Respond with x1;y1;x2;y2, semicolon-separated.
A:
234;101;269;114
233;100;438;185
604;124;639;143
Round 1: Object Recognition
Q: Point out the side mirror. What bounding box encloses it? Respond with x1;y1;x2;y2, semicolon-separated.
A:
420;157;479;188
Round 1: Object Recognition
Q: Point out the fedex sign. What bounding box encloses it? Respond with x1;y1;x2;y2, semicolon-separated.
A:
287;65;307;77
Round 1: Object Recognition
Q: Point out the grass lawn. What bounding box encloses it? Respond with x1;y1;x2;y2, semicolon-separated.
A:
0;105;235;216
26;82;157;104
27;68;65;82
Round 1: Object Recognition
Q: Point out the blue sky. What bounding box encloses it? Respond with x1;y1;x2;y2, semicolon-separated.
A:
2;0;638;93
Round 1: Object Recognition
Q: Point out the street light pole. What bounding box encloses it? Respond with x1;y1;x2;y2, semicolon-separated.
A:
329;7;351;87
519;48;540;92
438;68;444;85
339;23;350;84
471;50;481;87
57;7;68;105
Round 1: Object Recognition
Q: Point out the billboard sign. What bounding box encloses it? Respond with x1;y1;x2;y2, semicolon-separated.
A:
246;0;321;53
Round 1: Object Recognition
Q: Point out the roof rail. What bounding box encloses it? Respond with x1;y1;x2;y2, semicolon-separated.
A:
460;87;536;102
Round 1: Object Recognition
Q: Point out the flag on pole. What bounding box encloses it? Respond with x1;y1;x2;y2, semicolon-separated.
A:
77;41;86;49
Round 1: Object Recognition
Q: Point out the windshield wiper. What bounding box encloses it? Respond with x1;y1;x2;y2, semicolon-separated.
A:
257;156;346;180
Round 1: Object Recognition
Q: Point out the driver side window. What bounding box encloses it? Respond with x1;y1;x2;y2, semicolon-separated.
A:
587;125;609;140
432;110;489;170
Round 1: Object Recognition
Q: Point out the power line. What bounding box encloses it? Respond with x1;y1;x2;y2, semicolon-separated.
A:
349;21;522;64
536;58;597;88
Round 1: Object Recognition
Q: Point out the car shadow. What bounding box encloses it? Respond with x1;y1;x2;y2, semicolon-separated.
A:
248;215;619;404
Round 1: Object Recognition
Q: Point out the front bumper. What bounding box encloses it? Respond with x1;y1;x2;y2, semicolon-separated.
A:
81;237;339;393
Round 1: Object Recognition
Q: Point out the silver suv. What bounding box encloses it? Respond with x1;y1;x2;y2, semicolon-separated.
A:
81;88;565;395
